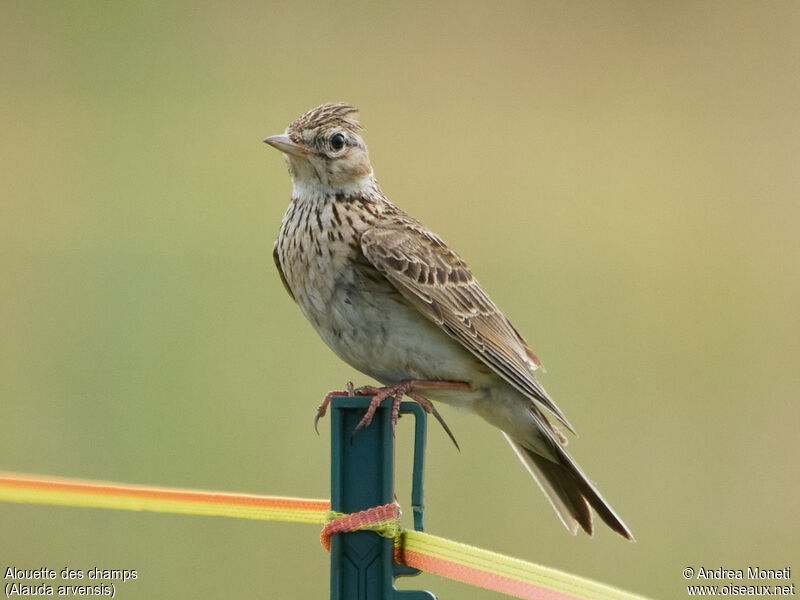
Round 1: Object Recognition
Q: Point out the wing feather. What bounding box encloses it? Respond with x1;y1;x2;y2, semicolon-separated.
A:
360;220;574;432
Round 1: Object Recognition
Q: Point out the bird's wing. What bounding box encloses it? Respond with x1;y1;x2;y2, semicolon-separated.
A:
273;241;296;302
360;220;574;432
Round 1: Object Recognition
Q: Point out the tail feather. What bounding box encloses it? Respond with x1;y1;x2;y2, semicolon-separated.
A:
503;432;634;540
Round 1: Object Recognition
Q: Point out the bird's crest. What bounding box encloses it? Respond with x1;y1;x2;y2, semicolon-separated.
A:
287;103;362;143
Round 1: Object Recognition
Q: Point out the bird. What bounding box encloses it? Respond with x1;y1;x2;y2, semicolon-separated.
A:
263;102;633;540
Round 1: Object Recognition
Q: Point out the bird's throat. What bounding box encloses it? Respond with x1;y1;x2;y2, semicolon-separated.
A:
291;172;376;202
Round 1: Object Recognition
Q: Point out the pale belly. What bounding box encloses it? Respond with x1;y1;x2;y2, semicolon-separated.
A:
297;263;491;410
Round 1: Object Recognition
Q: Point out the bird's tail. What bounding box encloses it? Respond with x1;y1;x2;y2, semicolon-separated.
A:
503;432;634;540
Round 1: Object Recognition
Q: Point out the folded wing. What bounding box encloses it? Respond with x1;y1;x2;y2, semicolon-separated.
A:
360;219;574;433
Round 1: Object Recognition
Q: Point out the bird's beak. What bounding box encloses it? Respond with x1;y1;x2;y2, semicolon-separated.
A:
263;134;312;157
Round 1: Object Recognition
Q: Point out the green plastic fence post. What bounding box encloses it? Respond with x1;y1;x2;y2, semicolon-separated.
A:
330;396;437;600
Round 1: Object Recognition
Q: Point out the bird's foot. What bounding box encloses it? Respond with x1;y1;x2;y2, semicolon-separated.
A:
314;382;355;434
352;379;469;450
350;383;405;432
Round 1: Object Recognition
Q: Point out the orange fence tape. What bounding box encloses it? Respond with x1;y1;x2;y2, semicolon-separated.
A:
0;472;648;600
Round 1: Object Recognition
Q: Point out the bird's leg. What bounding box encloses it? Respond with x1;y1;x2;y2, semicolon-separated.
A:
314;381;355;434
352;379;469;447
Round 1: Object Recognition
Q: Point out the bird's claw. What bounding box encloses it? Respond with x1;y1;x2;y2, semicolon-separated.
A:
406;391;461;451
314;388;350;434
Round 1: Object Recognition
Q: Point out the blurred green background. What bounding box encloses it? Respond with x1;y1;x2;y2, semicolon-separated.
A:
2;2;798;598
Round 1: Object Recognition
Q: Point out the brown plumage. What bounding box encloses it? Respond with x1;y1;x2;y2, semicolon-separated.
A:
264;103;633;540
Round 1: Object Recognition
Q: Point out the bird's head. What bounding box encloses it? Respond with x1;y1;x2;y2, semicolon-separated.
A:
264;103;373;195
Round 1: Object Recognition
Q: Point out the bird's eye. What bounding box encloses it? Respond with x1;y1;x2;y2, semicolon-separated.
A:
330;133;346;151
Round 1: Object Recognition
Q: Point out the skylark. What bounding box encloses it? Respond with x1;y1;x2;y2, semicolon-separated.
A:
264;103;633;539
